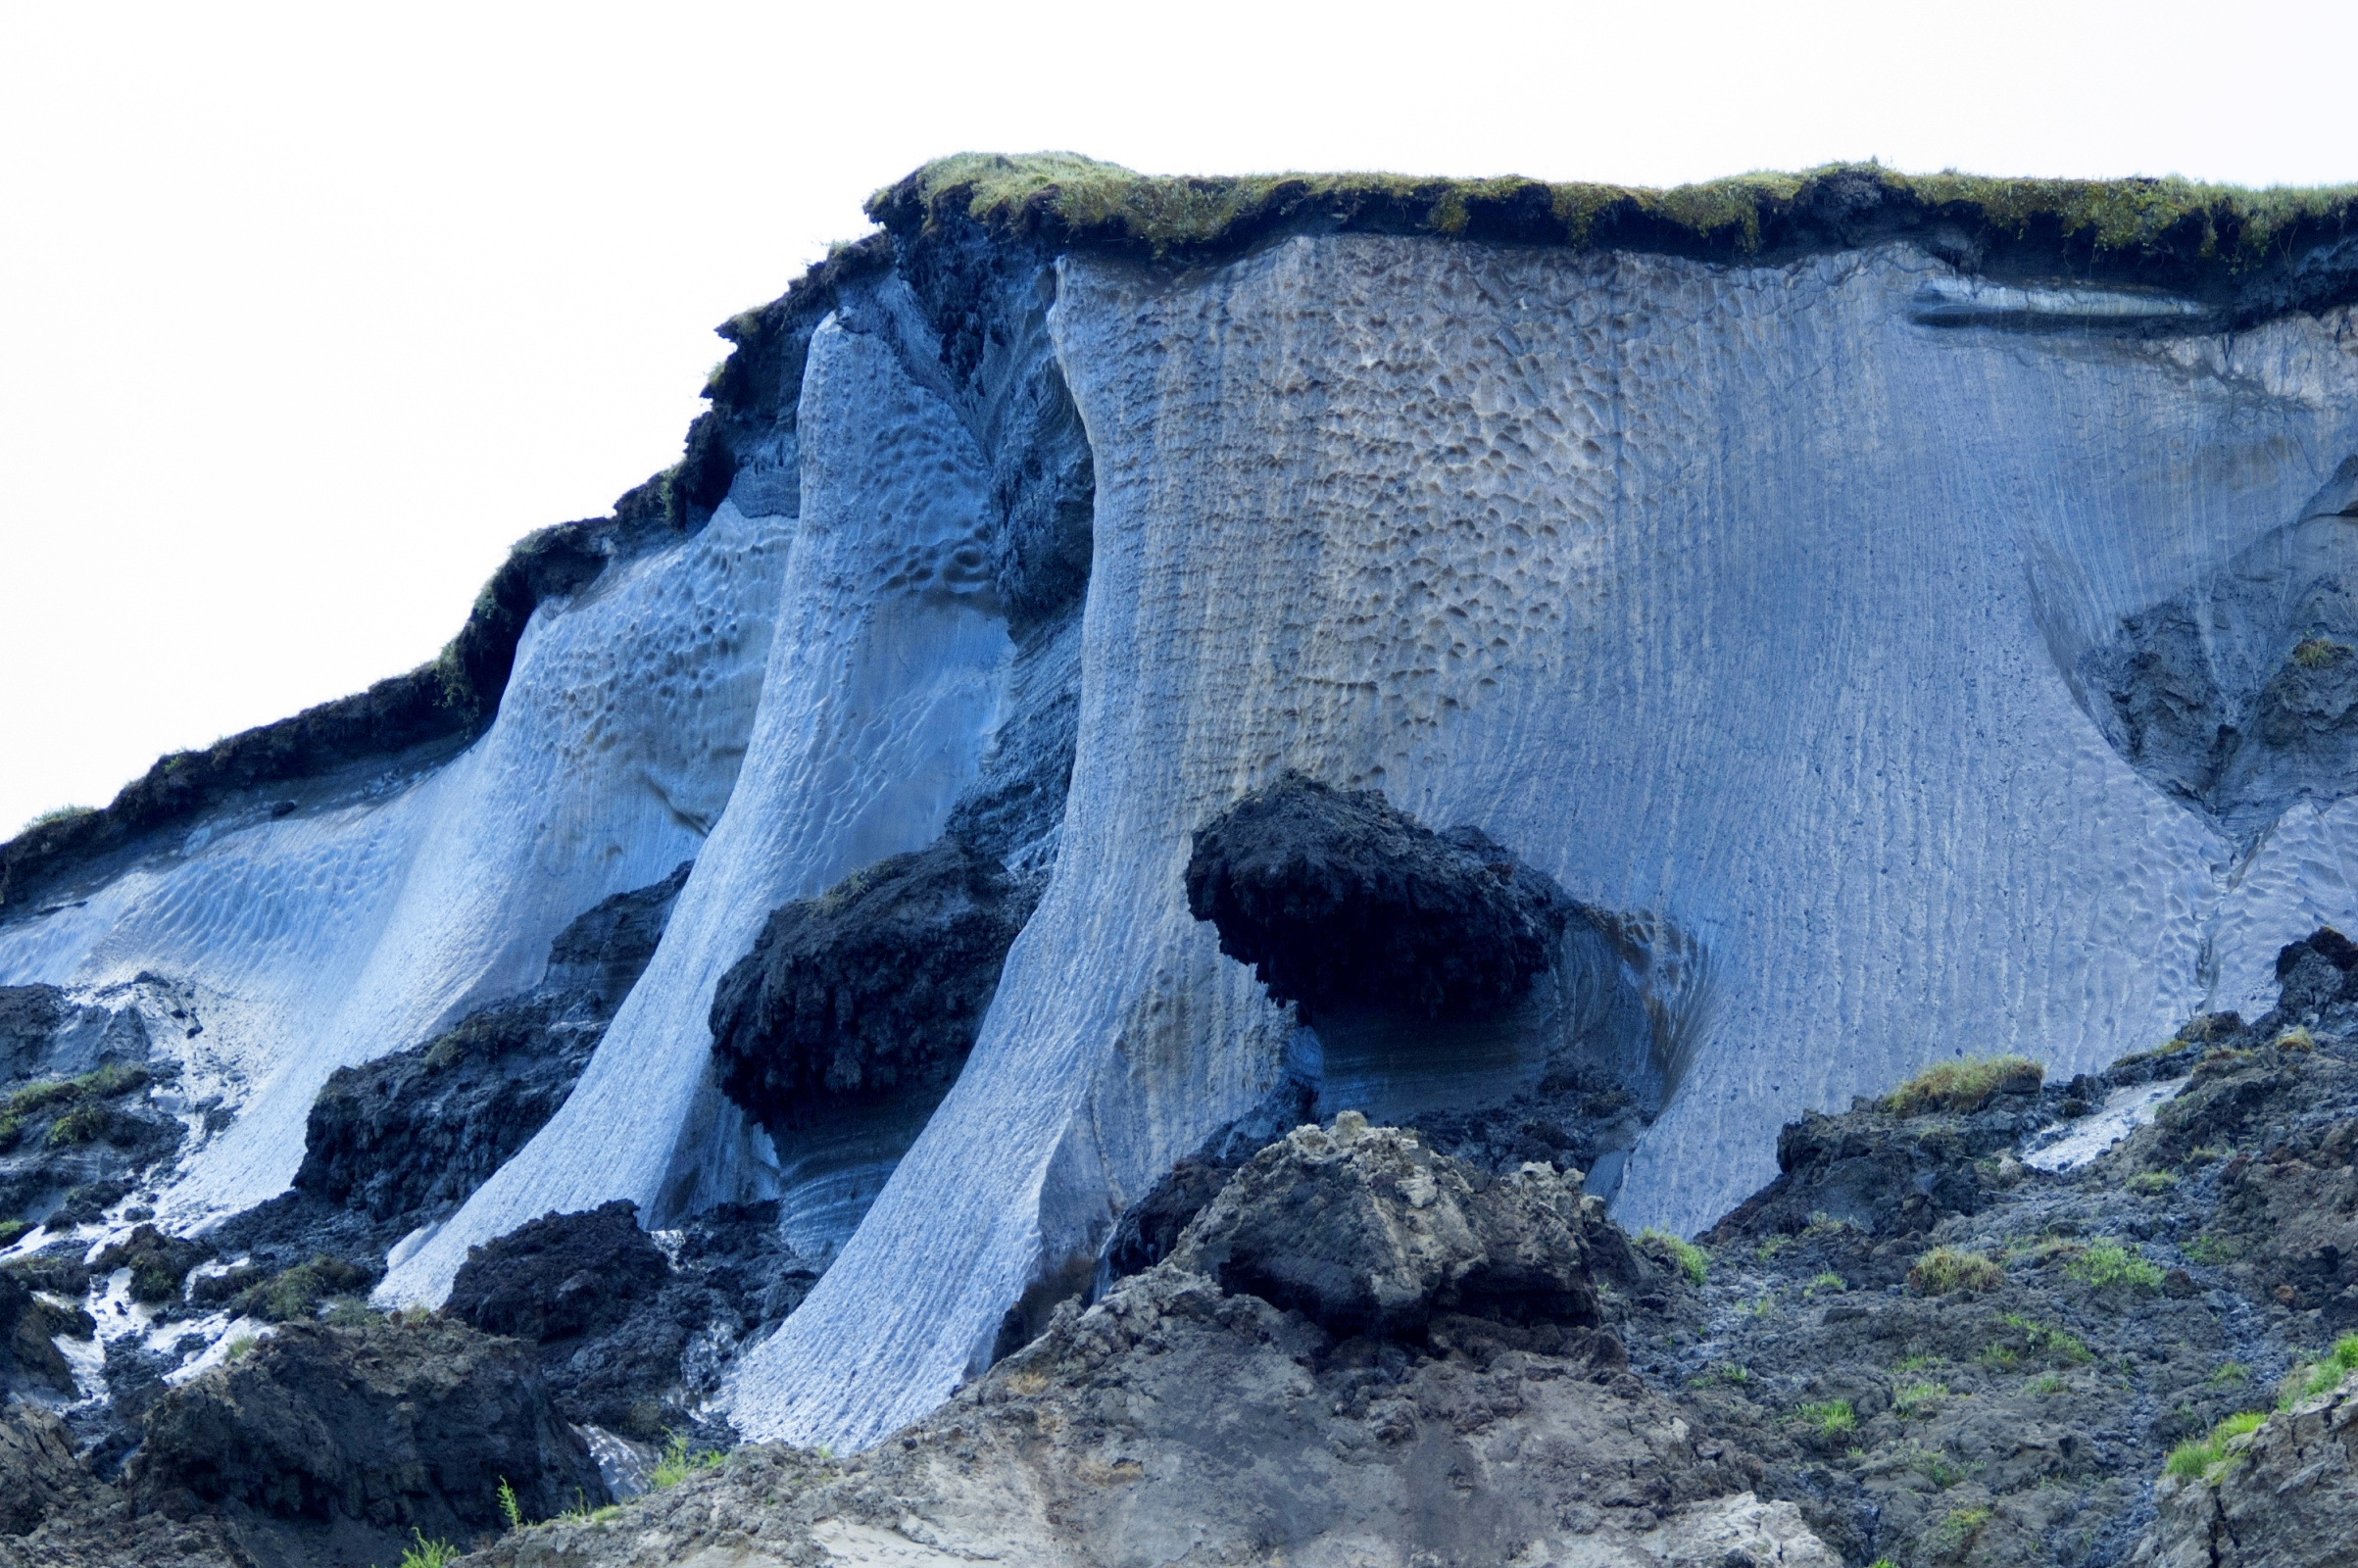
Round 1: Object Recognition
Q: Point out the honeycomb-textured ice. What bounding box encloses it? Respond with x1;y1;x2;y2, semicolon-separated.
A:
722;236;2358;1449
12;233;2358;1456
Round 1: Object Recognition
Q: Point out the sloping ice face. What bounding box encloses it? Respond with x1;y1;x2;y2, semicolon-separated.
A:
0;501;793;1225
721;235;2358;1448
10;230;2358;1457
375;313;1015;1303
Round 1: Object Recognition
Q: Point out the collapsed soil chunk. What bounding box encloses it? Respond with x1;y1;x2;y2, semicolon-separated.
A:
0;1402;84;1537
1709;1086;2049;1246
0;990;179;1232
0;1261;92;1396
1169;1112;1625;1348
125;1317;605;1556
1184;771;1572;1021
290;863;690;1237
1104;1150;1245;1279
463;1117;1825;1568
442;1200;813;1441
92;1224;210;1304
2272;924;2358;1020
710;837;1033;1133
445;1200;668;1345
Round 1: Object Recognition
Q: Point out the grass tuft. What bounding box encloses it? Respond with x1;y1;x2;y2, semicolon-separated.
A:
2280;1334;2358;1406
1909;1246;2004;1296
230;1255;375;1322
1912;1446;1967;1488
651;1431;727;1490
1797;1398;1856;1438
392;1528;459;1568
19;805;95;834
2186;1231;2237;1264
1884;1055;2044;1116
2066;1241;2164;1293
1639;1228;1709;1285
2166;1409;2267;1482
44;1103;108;1148
1933;1505;1993;1552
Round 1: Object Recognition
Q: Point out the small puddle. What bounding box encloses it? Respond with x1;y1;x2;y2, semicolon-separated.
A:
2022;1076;2189;1173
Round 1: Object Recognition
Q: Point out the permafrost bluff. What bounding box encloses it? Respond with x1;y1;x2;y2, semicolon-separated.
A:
4;156;2358;1568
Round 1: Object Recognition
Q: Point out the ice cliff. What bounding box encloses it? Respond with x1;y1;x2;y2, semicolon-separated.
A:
6;156;2358;1453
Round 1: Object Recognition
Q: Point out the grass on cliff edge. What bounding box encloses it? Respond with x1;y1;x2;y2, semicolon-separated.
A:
881;151;2358;264
1639;1228;1709;1285
2159;1337;2358;1484
1883;1054;2043;1116
2279;1333;2358;1408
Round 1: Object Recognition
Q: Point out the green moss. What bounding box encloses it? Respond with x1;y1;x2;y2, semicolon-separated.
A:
2292;637;2353;669
1894;1381;1949;1418
8;1063;148;1121
18;806;94;834
1884;1055;2044;1116
1805;1271;1847;1295
44;1103;107;1148
0;1219;27;1247
8;1079;81;1118
2128;1170;2181;1195
873;153;2358;277
2067;1241;2165;1292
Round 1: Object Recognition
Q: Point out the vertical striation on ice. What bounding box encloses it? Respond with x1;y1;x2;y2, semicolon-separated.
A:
725;234;2358;1450
377;315;1014;1305
0;504;795;1226
14;225;2358;1457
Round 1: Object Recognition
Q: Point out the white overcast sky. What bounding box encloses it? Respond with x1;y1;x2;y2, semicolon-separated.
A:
3;0;2353;834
